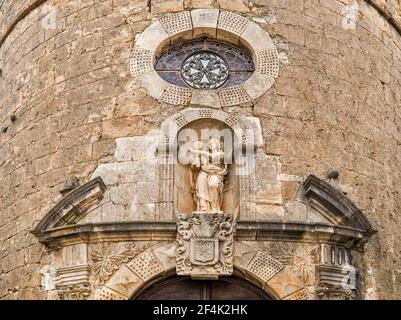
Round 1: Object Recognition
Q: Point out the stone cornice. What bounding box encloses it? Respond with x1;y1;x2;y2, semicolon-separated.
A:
32;176;106;234
302;175;376;234
32;220;373;249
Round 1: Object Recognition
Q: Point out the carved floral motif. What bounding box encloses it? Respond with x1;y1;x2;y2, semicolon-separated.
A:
90;244;153;285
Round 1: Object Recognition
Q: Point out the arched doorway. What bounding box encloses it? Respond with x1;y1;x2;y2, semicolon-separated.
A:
134;276;272;300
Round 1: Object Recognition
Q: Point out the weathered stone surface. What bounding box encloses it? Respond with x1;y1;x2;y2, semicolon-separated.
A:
307;207;331;224
190;90;221;108
267;267;305;299
105;265;142;297
191;9;219;38
152;243;176;271
240;21;275;51
91;164;118;186
252;181;283;205
219;0;250;12
151;0;184;14
254;154;280;181
284;201;307;222
190;0;215;9
117;161;156;183
255;204;285;221
0;0;400;300
114;136;158;162
242;72;275;100
281;181;300;201
136;71;169;100
135;21;170;52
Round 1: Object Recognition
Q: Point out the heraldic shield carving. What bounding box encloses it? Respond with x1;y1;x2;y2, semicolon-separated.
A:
176;213;234;279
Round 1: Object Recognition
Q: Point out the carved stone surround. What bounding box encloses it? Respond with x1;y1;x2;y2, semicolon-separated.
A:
156;108;263;222
131;9;279;107
32;170;375;300
30;107;375;300
158;108;263;148
49;242;319;300
30;107;375;299
35;238;365;299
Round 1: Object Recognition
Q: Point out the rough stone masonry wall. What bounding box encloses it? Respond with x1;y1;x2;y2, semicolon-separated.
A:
0;0;400;299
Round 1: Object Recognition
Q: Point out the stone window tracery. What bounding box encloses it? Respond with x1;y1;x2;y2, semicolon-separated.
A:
155;38;255;90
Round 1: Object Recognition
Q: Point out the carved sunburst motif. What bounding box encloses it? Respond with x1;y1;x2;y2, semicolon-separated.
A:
265;244;319;285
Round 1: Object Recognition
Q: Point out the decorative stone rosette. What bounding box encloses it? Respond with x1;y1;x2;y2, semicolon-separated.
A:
176;212;234;279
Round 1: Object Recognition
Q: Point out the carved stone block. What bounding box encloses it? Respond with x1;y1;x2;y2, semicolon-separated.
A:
160;84;192;105
130;48;153;77
190;238;219;265
247;251;284;283
316;264;358;300
159;11;192;36
126;251;164;281
283;288;310;300
56;265;91;287
135;20;169;52
242;72;274;100
94;287;127;300
217;11;249;37
176;212;234;279
58;284;91;300
191;9;219;38
218;85;252;107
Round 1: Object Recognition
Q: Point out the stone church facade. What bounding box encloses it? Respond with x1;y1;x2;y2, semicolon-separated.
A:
0;0;400;300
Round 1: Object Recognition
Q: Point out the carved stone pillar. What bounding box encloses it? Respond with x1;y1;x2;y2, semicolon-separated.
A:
176;212;234;279
316;244;358;300
56;243;92;300
237;144;256;220
156;150;175;221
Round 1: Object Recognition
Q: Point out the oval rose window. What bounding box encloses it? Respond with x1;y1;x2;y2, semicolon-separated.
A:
155;38;255;90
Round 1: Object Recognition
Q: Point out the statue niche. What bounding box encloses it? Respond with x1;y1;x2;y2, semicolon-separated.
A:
174;119;238;279
175;119;239;217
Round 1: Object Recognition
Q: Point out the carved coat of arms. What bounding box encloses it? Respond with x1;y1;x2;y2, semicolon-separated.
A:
176;213;234;279
191;238;219;264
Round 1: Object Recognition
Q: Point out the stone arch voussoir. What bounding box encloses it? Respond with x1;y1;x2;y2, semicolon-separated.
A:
94;244;310;300
234;250;312;300
158;108;263;149
93;242;176;300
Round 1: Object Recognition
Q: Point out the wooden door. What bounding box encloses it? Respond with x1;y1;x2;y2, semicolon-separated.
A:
135;276;272;300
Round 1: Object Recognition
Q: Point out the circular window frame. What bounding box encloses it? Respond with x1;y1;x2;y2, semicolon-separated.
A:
130;9;280;108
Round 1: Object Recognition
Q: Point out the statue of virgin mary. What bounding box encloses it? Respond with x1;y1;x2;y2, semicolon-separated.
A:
189;138;228;213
